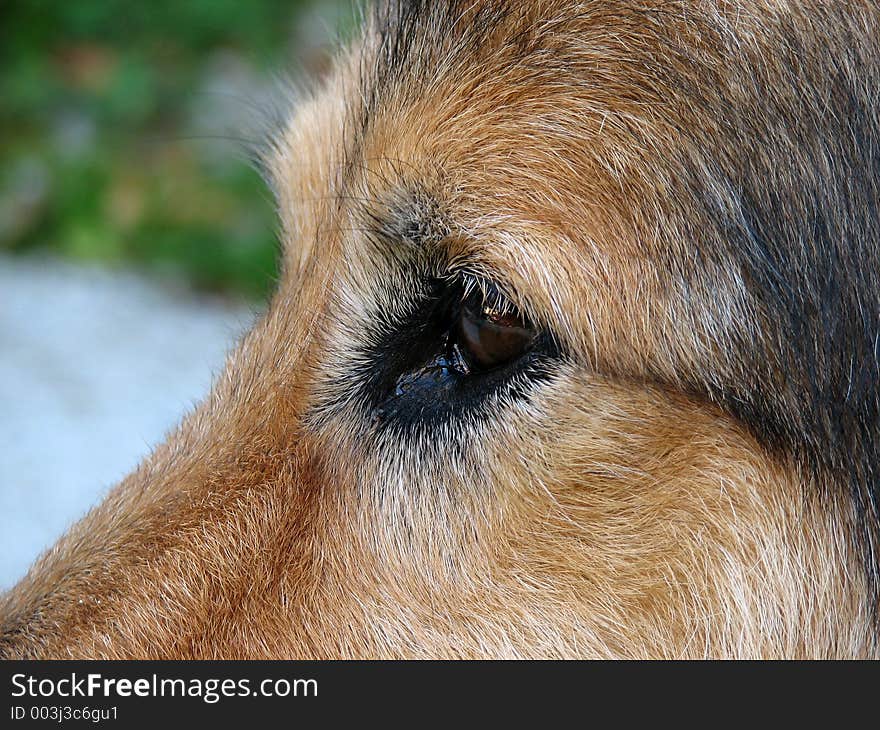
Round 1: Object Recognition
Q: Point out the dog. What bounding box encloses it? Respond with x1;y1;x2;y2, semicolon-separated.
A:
2;0;878;658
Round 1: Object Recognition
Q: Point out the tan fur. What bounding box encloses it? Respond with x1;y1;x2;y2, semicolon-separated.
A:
2;0;877;658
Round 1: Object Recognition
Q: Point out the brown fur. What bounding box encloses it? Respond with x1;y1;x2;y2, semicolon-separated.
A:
2;0;878;658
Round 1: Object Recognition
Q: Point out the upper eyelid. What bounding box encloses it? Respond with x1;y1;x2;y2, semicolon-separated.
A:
457;270;523;319
436;248;543;327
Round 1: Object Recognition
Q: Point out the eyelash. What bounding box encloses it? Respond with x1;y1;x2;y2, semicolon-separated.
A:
454;271;521;320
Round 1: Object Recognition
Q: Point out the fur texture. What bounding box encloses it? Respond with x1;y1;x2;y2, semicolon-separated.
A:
2;0;878;658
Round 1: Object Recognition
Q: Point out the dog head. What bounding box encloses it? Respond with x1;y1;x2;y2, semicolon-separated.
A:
2;0;878;658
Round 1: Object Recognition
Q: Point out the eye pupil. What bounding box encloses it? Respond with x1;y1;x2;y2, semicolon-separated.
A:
455;287;537;371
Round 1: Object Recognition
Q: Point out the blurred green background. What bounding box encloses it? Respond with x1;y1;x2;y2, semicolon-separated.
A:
1;0;354;301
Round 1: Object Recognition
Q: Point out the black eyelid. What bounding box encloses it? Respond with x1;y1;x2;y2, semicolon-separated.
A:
350;265;563;430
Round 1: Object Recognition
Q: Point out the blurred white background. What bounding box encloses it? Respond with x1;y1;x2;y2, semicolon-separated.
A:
0;255;255;589
0;0;345;593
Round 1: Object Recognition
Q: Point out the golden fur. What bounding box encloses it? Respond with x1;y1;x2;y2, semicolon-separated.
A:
2;0;878;658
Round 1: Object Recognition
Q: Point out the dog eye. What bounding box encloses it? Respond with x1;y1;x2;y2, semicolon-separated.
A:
456;286;537;370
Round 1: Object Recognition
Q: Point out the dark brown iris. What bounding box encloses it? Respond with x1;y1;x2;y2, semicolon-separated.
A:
456;288;537;371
